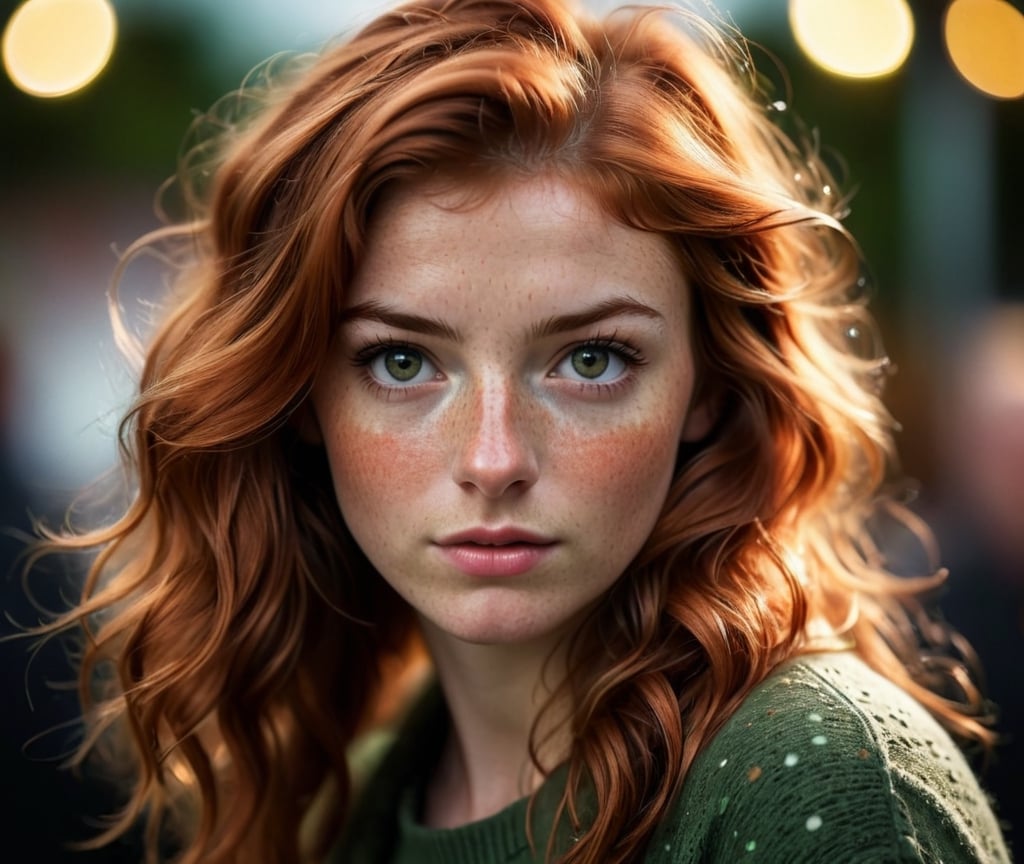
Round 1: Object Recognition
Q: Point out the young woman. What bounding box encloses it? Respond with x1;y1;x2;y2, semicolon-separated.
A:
41;0;1009;861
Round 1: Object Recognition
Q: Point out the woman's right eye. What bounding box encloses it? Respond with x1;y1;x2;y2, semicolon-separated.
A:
367;346;439;386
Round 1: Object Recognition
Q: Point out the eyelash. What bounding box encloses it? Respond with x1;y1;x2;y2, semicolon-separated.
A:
349;334;647;397
573;334;642;359
350;337;416;367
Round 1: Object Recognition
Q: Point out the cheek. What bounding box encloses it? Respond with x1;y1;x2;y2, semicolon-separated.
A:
328;425;440;518
560;418;679;522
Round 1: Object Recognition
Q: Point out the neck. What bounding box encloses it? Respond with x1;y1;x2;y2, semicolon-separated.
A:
419;620;573;828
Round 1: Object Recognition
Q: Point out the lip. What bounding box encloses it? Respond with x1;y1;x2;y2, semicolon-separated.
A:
436;526;557;546
433;527;558;577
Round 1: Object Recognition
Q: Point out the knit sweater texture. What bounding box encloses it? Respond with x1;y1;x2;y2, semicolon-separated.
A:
331;652;1011;863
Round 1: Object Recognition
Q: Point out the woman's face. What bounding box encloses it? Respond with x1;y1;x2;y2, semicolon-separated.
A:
312;173;710;649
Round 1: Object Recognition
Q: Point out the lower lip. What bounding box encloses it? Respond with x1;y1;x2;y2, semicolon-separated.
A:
435;543;555;577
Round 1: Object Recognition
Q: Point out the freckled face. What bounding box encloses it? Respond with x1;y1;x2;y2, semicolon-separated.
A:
311;174;709;649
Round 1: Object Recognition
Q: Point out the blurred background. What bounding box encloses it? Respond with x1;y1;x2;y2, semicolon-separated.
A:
1;0;1021;859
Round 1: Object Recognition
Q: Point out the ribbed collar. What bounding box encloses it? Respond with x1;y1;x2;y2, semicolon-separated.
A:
394;780;537;864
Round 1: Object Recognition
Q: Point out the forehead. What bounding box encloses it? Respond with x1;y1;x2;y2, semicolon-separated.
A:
349;172;688;315
373;172;619;241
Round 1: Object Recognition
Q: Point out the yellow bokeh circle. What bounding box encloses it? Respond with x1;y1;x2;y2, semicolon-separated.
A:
790;0;915;79
945;0;1024;99
2;0;117;98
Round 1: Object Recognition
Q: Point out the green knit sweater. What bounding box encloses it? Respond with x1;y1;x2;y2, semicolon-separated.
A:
332;653;1010;863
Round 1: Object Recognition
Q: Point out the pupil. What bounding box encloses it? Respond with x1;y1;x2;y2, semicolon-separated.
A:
572;347;609;379
385;350;422;381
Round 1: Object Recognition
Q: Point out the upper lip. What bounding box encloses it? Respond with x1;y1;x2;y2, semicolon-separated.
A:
434;527;557;546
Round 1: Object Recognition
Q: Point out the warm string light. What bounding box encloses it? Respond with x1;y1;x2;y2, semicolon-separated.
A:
4;0;1019;101
789;0;915;79
789;0;1024;99
2;0;116;98
945;0;1024;98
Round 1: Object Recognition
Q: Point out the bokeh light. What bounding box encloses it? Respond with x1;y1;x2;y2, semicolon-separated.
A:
2;0;117;98
789;0;914;79
945;0;1024;99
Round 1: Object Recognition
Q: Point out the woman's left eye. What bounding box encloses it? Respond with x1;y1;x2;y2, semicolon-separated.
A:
553;343;630;383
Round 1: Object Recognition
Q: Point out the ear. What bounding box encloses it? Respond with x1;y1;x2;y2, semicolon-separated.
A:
292;399;323;444
680;392;717;443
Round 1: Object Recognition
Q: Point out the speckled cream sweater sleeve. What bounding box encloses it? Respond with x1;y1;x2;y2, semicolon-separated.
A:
648;652;1010;863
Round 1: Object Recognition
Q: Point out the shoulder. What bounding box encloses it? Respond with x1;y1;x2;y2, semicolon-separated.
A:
648;652;1009;863
331;683;447;863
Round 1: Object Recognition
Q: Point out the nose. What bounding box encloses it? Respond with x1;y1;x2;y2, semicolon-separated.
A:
451;377;540;498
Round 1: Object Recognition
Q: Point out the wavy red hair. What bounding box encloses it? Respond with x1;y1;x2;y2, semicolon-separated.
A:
35;0;990;862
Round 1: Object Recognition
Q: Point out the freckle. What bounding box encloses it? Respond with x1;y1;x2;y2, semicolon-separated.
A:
857;748;870;760
747;765;762;782
765;709;776;716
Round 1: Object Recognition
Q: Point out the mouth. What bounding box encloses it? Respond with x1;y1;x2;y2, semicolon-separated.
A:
433;527;558;577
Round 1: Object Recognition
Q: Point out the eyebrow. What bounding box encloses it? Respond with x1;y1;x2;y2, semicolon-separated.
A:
530;296;664;338
339;295;664;341
340;301;462;341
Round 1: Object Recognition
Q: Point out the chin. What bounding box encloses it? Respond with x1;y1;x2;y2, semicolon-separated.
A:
425;592;589;649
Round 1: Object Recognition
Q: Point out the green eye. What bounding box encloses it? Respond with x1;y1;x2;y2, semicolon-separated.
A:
554;342;632;385
570;346;610;379
363;344;439;389
383;349;423;381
